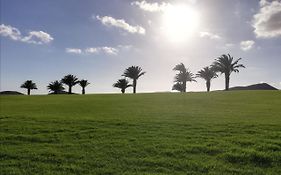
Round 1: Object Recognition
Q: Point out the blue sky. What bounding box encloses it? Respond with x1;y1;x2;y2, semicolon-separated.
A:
1;0;281;94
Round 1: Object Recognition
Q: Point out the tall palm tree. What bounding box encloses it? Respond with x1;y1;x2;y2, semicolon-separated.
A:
61;74;79;94
47;80;64;94
173;63;196;92
113;79;132;94
20;80;37;95
79;79;90;95
212;54;245;90
122;66;146;93
196;67;218;92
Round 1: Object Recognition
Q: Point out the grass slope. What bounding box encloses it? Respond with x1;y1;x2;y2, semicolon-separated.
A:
1;91;281;175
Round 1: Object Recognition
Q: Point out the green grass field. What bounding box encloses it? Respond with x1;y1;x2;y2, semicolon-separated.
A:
1;91;281;175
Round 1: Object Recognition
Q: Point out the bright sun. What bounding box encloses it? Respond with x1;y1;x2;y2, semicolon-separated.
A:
162;4;200;42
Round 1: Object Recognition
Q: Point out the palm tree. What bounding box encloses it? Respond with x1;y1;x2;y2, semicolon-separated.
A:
212;54;245;90
196;67;218;92
172;63;196;92
20;80;37;95
172;83;185;92
61;74;79;94
122;66;146;93
47;80;64;94
113;79;132;94
79;79;90;95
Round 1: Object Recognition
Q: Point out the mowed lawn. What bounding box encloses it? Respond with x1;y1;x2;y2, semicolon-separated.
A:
1;91;281;175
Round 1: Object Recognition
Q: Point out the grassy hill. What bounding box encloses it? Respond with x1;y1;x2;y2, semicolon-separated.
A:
1;91;281;174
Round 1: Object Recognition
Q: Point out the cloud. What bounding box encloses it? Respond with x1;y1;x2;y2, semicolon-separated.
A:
199;32;221;40
85;47;99;54
131;0;197;12
240;40;255;51
101;47;119;55
131;1;169;12
0;24;21;40
260;0;269;7
95;15;145;35
65;48;82;54
85;47;119;55
252;0;281;38
67;46;119;55
21;31;54;44
0;24;53;44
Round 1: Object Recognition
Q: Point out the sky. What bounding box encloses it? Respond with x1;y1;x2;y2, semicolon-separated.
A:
1;0;281;94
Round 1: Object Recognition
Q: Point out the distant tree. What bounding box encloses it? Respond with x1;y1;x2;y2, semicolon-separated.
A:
172;63;196;92
113;79;132;94
79;79;90;95
212;54;245;90
172;83;185;92
61;74;79;94
196;67;218;92
122;66;145;93
47;80;64;94
20;80;37;95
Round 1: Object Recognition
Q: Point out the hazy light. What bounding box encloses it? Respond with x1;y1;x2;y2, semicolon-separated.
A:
162;4;200;43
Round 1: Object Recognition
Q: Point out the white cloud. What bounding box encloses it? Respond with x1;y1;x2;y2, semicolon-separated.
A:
101;47;119;55
21;31;54;44
67;46;119;55
85;47;99;54
0;24;21;40
65;48;82;54
240;40;255;51
95;15;145;35
0;24;53;44
199;32;221;40
131;0;197;12
131;1;169;12
252;0;281;38
260;0;269;7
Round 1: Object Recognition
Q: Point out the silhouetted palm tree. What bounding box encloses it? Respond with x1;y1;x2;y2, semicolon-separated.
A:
197;67;218;92
61;74;79;94
79;79;90;95
172;83;185;92
173;63;196;92
113;79;132;94
20;80;37;95
122;66;145;93
47;80;64;94
212;54;245;90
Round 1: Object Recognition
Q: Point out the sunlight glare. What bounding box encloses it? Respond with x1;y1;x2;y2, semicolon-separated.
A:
162;4;200;43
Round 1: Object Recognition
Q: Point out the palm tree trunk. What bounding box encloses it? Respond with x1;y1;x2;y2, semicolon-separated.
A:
206;80;210;92
82;88;85;95
27;89;31;95
183;81;186;92
133;79;137;94
68;86;72;94
225;73;230;91
121;89;125;94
